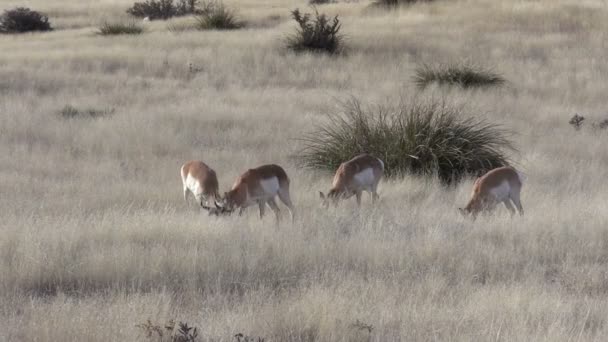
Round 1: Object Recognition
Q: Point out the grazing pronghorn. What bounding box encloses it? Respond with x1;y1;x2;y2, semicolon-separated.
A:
180;160;220;208
213;164;295;223
319;153;384;208
459;166;524;218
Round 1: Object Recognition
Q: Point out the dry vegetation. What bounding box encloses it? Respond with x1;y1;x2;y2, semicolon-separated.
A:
1;0;608;341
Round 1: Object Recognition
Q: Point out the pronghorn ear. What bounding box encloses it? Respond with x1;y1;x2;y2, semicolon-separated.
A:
319;191;325;199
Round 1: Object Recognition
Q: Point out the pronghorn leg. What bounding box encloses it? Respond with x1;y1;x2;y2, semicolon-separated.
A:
355;191;362;207
277;188;295;222
258;201;266;219
183;187;190;204
267;198;281;224
503;200;516;216
238;207;245;216
510;192;524;216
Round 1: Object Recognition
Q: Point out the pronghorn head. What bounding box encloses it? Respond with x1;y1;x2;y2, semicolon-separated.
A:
319;189;341;208
209;192;236;216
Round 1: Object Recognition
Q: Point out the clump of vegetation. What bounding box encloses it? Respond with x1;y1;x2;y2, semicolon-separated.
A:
98;21;144;35
127;0;203;20
0;7;52;33
136;319;199;342
569;113;585;130
194;2;243;30
414;63;505;89
58;105;114;119
372;0;436;8
234;333;266;342
286;8;343;54
297;98;514;184
309;0;335;4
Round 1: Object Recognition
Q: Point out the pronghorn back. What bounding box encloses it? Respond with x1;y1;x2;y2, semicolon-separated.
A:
181;160;219;203
332;153;384;190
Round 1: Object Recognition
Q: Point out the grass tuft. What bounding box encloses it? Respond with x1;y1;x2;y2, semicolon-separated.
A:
286;8;343;54
98;21;144;35
414;63;505;89
296;98;514;184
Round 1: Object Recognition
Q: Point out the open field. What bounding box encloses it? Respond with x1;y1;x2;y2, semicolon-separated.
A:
2;0;608;340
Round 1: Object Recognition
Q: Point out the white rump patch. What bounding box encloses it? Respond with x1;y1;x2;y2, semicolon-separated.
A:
353;168;375;187
260;177;280;195
186;174;202;195
489;180;510;202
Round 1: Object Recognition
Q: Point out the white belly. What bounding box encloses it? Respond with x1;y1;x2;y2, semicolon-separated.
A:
353;168;375;189
256;177;280;199
489;181;511;202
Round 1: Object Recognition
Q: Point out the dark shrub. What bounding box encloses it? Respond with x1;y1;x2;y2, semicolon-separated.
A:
127;0;203;20
194;2;243;30
58;105;114;119
0;7;52;33
414;63;505;89
296;98;514;184
372;0;436;8
309;0;334;4
98;22;144;35
286;8;343;54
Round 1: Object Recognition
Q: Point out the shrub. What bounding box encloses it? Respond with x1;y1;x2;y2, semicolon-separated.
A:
0;7;52;33
414;63;505;89
98;21;144;35
58;105;114;119
136;319;198;341
296;98;514;184
286;8;343;54
127;0;203;20
194;2;243;30
309;0;334;4
372;0;435;8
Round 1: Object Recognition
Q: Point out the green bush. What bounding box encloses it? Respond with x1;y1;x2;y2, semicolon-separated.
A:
296;98;514;184
98;22;144;35
414;63;505;89
127;0;203;20
194;2;243;30
286;8;343;54
0;7;52;33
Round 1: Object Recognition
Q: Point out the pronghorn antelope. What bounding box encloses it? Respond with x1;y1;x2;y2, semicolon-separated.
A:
319;153;384;208
213;164;295;223
459;166;524;218
180;160;220;208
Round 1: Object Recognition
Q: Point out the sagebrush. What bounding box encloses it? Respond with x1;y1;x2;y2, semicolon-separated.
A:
127;0;203;20
194;2;243;30
297;98;514;183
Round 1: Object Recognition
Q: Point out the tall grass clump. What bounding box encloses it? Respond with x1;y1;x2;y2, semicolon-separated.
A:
297;98;514;184
194;2;243;30
0;7;52;33
415;63;505;89
98;21;144;35
286;8;343;54
127;0;203;20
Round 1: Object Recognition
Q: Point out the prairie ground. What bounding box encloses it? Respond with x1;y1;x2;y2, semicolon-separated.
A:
2;0;608;341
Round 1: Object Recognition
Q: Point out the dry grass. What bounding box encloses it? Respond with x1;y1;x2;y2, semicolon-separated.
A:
2;0;608;341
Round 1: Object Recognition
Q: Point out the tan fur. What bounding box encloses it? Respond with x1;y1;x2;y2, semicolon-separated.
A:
218;164;295;223
461;166;524;218
321;154;384;207
180;160;220;207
